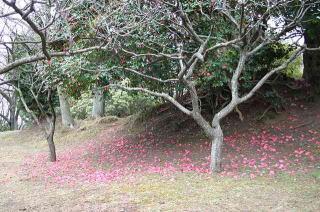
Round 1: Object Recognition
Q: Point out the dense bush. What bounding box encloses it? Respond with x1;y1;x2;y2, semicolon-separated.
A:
106;89;160;117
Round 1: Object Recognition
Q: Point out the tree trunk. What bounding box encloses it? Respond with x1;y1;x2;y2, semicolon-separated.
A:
9;113;19;130
210;123;223;172
92;85;105;118
47;129;56;162
46;88;57;162
9;106;17;130
303;22;320;94
9;93;19;130
57;87;75;127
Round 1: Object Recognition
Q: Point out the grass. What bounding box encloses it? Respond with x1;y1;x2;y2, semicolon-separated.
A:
102;173;320;211
0;117;119;149
0;117;320;211
311;169;320;180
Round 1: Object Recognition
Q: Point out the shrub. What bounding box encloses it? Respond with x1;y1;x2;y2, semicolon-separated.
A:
0;121;9;132
70;91;92;119
106;89;160;117
282;56;303;79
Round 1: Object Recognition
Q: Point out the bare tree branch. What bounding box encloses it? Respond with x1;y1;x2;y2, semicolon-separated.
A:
0;113;10;124
240;47;305;103
110;84;191;115
0;88;12;103
0;45;105;74
3;0;51;60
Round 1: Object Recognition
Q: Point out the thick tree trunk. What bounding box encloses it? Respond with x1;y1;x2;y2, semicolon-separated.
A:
92;86;105;118
57;87;75;127
303;23;320;94
210;123;223;172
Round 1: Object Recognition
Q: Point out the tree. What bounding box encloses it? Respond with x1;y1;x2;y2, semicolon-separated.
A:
0;79;19;130
14;65;58;161
91;81;105;118
57;86;75;127
302;4;320;94
0;0;107;161
0;0;107;75
0;40;21;130
99;0;318;172
0;0;97;161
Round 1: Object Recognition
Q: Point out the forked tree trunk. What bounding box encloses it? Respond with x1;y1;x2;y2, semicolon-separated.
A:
57;87;75;127
92;86;105;118
210;123;223;172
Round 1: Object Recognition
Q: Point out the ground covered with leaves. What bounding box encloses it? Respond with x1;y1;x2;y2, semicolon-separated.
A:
0;101;319;211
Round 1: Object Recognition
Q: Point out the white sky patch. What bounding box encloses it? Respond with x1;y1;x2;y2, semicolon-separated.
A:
267;17;305;46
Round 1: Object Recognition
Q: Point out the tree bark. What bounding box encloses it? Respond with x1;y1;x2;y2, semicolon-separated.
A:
9;93;19;130
210;123;223;172
9;103;17;130
57;87;75;127
303;22;320;94
47;125;56;162
46;88;57;162
92;85;105;118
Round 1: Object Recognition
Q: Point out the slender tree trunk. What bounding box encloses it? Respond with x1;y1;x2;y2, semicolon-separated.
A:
14;108;20;129
92;85;105;118
47;126;56;162
57;87;75;127
210;123;223;172
9;107;16;130
46;88;57;162
9;93;19;130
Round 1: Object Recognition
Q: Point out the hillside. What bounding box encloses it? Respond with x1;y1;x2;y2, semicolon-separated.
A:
0;100;320;211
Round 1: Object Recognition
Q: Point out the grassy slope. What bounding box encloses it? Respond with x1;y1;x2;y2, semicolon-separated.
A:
0;116;319;211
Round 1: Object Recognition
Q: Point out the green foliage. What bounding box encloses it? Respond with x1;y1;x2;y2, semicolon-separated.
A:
70;82;160;119
70;91;93;119
197;43;293;92
6;0;312;125
282;56;303;79
311;169;320;180
198;49;238;88
0;121;9;132
106;88;159;117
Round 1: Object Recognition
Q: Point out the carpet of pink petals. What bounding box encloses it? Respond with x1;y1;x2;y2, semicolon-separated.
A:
22;114;320;185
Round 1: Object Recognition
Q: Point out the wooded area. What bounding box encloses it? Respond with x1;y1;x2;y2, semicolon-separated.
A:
0;0;319;210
